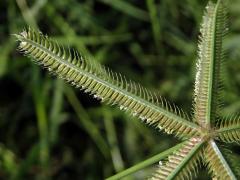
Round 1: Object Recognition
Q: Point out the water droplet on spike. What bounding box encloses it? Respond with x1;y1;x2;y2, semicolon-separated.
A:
120;105;125;110
94;94;100;99
140;116;145;121
166;129;173;134
146;118;151;123
133;112;138;116
21;31;28;38
159;161;163;166
48;67;52;71
20;41;27;47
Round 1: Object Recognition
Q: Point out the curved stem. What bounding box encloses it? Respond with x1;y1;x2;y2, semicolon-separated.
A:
106;141;186;180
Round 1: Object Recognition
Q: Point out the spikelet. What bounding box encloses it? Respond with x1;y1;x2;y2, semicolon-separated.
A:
15;27;199;138
151;138;204;180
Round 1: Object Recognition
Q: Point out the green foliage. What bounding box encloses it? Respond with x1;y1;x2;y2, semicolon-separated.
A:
1;0;240;179
13;0;240;179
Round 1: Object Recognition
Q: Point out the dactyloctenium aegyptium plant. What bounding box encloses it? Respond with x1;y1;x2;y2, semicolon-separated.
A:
14;0;240;179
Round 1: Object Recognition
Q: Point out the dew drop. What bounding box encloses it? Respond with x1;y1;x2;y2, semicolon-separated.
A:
146;118;151;123
20;31;28;38
120;105;127;110
166;129;173;134
159;126;163;130
140;116;145;121
20;41;27;47
133;112;138;116
94;94;102;100
159;161;163;166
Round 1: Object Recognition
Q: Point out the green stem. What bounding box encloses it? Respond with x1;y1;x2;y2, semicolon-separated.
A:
104;109;124;172
99;0;149;22
32;67;49;179
49;79;64;144
106;141;186;180
146;0;161;50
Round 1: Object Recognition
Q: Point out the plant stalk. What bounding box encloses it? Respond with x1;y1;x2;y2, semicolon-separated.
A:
106;141;186;180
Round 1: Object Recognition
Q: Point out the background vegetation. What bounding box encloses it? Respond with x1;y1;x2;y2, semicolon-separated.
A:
1;0;240;179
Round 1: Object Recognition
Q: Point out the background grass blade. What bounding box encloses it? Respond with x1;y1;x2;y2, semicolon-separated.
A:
98;0;149;22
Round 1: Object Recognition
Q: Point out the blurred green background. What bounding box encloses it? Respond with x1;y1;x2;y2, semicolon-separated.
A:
1;0;240;179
